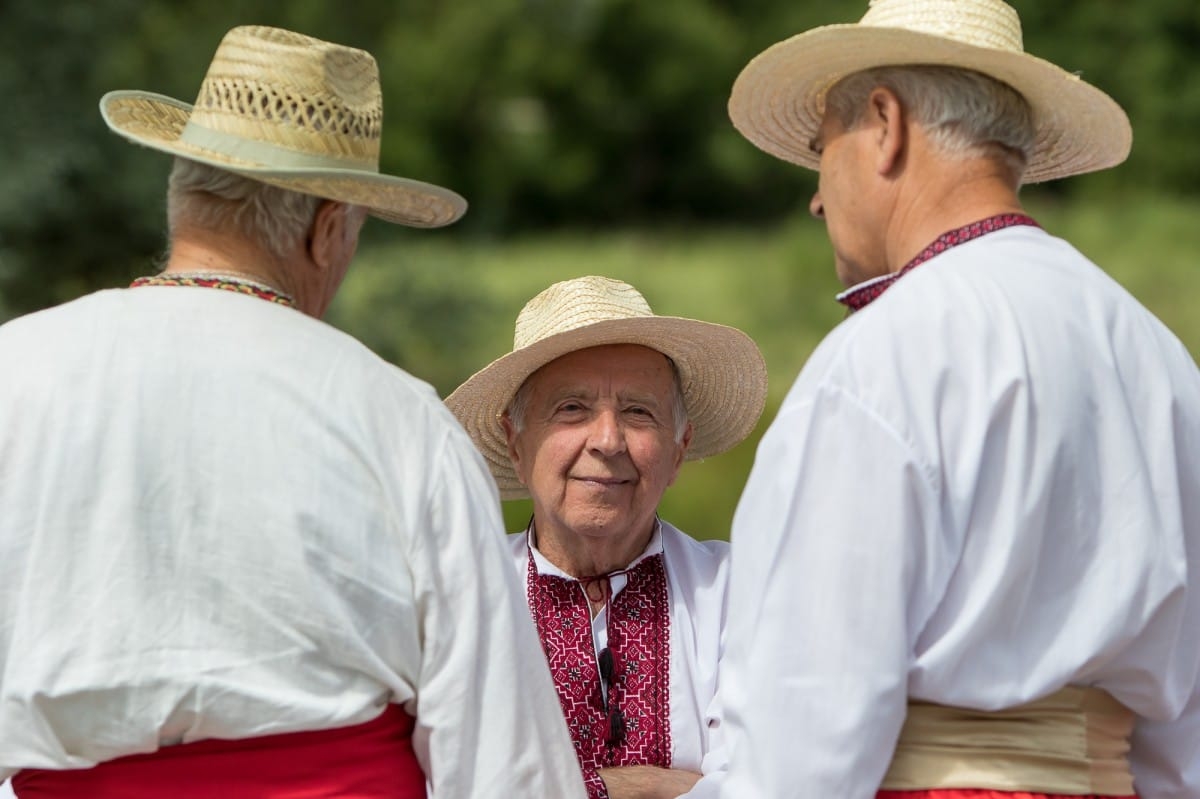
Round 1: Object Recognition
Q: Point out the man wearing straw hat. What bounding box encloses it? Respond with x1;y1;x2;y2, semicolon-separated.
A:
446;276;768;799
703;1;1200;799
0;25;585;799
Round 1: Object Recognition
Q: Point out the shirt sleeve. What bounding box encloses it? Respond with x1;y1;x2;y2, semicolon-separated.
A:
407;424;586;799
677;691;729;799
714;384;946;799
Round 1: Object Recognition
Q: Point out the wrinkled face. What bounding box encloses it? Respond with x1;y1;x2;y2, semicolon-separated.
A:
505;344;692;551
809;111;889;288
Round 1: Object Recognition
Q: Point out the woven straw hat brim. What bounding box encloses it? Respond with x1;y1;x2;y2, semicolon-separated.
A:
729;25;1132;183
101;91;466;228
445;317;768;501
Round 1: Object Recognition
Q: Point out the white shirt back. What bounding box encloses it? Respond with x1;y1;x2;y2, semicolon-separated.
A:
0;287;585;798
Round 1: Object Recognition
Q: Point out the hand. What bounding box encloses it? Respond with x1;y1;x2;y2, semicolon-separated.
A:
597;765;702;799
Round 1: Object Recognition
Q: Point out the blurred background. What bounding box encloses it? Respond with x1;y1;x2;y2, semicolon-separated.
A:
2;0;1198;536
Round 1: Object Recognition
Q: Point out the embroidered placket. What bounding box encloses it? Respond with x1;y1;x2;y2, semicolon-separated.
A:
527;552;671;798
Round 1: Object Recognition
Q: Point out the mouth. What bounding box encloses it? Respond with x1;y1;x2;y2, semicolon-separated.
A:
571;476;633;488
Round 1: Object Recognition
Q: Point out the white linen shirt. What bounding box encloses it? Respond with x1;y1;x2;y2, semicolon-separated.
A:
513;520;730;776
0;287;586;799
705;226;1200;799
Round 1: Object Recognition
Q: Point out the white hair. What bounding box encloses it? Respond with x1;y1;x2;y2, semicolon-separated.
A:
166;158;324;260
507;352;690;444
824;65;1036;180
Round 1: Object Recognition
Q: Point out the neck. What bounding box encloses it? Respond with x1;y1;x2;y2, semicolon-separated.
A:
885;154;1025;274
532;518;657;579
164;230;298;302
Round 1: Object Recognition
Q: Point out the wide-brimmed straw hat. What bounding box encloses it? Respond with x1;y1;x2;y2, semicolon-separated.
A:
446;276;768;500
100;25;465;227
729;0;1132;183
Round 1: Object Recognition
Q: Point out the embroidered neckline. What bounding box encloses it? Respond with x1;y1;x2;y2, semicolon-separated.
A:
526;547;671;796
836;213;1040;312
130;274;295;307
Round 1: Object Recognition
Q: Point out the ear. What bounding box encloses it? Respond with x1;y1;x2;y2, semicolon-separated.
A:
867;86;907;176
307;201;349;271
666;422;693;487
500;413;527;485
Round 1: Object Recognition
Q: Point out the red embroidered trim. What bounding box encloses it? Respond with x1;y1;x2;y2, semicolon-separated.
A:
527;551;671;796
130;275;295;307
837;214;1040;312
582;767;610;799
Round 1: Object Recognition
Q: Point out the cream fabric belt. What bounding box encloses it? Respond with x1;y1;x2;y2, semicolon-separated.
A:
881;686;1135;795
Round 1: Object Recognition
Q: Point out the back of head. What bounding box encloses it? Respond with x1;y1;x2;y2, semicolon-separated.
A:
167;158;323;261
825;65;1036;182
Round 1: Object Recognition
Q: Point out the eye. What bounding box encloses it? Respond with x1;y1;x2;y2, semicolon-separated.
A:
623;405;657;422
553;400;587;418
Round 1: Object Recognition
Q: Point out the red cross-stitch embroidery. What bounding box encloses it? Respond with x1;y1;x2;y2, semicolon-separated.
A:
527;550;671;798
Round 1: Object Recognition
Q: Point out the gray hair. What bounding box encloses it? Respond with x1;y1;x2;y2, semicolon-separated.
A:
824;65;1036;180
166;158;324;260
507;353;690;444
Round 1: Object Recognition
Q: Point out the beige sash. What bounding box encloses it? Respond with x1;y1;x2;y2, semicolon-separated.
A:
881;686;1135;795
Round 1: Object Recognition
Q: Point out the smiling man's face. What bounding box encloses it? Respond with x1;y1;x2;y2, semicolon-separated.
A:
505;344;691;559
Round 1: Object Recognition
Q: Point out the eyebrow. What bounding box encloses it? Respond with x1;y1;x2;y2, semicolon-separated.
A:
541;387;592;405
617;390;663;408
540;387;663;409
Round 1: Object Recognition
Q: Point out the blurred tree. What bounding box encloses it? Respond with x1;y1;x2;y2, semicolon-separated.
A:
1;0;1196;320
1016;0;1200;195
0;1;165;317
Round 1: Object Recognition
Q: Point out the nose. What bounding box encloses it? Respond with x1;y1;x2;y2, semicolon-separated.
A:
587;409;626;457
809;191;825;220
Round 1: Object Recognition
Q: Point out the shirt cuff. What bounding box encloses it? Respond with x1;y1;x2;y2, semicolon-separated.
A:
583;766;610;799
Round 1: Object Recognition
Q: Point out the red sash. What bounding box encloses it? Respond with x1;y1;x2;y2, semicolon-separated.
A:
12;704;425;799
878;787;1137;791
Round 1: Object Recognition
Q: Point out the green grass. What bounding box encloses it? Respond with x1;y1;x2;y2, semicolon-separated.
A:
328;192;1200;538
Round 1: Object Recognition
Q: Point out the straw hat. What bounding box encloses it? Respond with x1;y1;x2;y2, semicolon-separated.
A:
100;25;465;227
446;276;768;500
729;0;1132;183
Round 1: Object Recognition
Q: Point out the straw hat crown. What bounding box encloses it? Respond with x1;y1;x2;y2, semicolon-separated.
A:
729;0;1132;183
514;277;656;350
445;276;768;500
101;25;466;227
186;26;384;170
859;0;1023;51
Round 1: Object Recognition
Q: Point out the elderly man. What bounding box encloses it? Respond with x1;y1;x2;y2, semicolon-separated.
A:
700;2;1200;799
446;276;767;799
0;26;584;799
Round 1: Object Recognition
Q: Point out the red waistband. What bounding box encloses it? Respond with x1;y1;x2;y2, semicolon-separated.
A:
878;787;1137;791
13;704;425;799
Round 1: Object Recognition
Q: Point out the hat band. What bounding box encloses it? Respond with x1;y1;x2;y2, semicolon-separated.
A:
179;121;379;172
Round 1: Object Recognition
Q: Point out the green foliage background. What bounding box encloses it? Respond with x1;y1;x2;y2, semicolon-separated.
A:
2;0;1198;537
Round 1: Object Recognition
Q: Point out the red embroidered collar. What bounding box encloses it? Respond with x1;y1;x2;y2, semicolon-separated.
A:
130;274;295;307
526;539;672;799
836;213;1039;312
